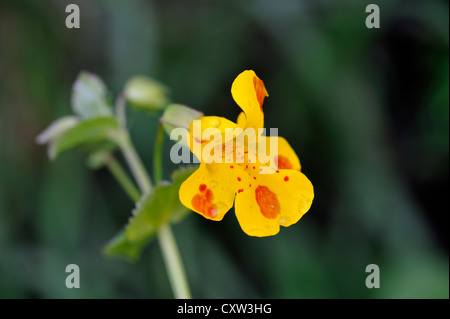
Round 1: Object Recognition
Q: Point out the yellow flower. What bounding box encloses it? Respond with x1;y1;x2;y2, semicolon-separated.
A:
179;70;314;237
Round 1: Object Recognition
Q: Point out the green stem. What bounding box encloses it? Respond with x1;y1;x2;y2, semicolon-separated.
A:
153;123;164;184
119;133;153;194
153;123;192;299
158;224;192;299
105;156;140;202
115;93;127;130
118;128;191;299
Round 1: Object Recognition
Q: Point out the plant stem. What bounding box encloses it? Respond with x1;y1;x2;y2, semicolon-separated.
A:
105;155;140;202
115;93;127;130
153;123;191;299
118;128;191;299
158;224;192;299
153;123;164;184
119;133;153;194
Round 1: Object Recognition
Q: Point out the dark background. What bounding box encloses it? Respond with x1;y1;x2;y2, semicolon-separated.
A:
0;0;448;298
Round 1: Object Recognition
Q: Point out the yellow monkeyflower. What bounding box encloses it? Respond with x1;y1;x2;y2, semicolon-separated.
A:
179;70;314;237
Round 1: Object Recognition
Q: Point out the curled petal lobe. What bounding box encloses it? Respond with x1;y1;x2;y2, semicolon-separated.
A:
231;70;267;130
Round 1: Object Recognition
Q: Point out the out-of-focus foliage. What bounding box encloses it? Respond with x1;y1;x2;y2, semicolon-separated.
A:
124;76;169;112
0;0;448;298
104;166;197;262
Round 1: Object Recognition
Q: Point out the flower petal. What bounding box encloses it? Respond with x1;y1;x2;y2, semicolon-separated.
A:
236;112;246;128
179;162;244;221
261;136;301;171
231;70;268;130
186;115;239;162
234;169;313;236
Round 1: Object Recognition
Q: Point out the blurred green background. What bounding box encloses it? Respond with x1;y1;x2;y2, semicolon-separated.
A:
0;0;448;298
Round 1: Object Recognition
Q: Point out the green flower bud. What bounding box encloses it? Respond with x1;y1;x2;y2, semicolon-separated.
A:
160;104;203;139
124;76;170;111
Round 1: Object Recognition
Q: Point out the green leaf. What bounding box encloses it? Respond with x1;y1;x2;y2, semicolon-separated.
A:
103;166;197;262
35;116;79;145
71;71;113;118
124;76;170;112
126;166;197;243
103;229;154;263
50;116;122;160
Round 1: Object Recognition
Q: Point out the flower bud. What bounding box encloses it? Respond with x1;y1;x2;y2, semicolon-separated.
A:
124;76;169;111
160;104;203;140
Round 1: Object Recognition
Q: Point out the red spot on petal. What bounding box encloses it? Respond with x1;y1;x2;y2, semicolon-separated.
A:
253;166;256;169
199;184;207;192
237;177;241;182
249;184;252;187
192;186;217;218
230;165;234;169
237;188;244;193
253;177;257;180
255;185;280;219
284;176;289;182
274;156;294;170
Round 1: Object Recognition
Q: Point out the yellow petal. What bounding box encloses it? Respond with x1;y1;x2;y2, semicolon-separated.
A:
179;162;244;221
260;136;301;171
186;115;239;163
231;70;268;130
234;169;313;237
236;112;246;128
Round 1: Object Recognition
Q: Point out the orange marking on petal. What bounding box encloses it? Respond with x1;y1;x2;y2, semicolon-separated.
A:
253;76;268;112
192;186;217;218
205;188;214;201
255;185;280;219
274;156;294;169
